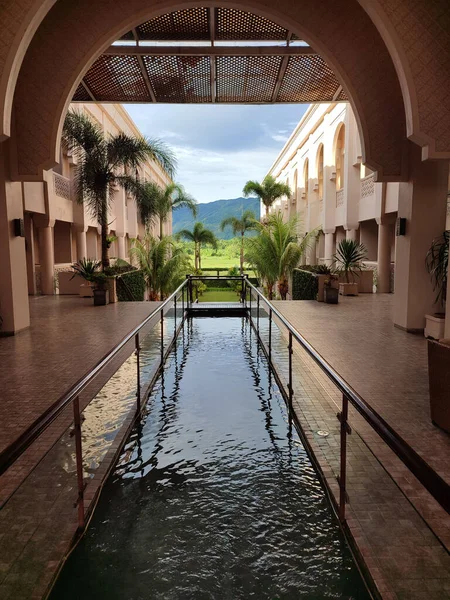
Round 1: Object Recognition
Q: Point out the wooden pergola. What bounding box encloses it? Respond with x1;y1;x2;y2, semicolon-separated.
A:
73;7;346;104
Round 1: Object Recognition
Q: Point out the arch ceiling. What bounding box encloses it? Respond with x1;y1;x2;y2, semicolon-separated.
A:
72;8;347;105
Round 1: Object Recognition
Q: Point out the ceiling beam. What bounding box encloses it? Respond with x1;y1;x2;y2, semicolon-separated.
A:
271;31;293;102
80;80;96;101
209;8;216;103
106;45;316;57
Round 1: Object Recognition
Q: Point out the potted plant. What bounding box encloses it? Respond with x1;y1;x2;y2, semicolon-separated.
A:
333;239;367;296
71;258;101;297
425;230;449;340
71;258;109;305
91;272;109;305
324;274;339;304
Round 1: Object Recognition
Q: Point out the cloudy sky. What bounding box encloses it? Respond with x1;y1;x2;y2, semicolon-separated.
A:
124;104;308;203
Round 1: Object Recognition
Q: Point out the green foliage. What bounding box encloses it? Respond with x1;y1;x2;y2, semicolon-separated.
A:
292;269;319;300
172;197;260;240
227;266;243;293
130;234;191;300
104;259;135;276
71;258;101;282
116;270;145;302
62;110;176;268
300;264;332;274
138;181;197;237
425;230;449;307
191;269;207;298
243;175;291;217
333;240;368;283
245;213;309;300
178;222;218;270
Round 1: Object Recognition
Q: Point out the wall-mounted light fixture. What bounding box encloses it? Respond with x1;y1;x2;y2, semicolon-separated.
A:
13;218;25;237
396;217;406;236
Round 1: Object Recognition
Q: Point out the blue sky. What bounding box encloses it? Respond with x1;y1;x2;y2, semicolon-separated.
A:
124;104;308;203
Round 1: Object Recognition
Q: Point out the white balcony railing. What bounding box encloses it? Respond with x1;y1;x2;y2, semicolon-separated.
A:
53;172;71;201
361;173;375;198
336;188;344;207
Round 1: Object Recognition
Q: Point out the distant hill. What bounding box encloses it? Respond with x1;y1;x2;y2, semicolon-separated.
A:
173;197;260;240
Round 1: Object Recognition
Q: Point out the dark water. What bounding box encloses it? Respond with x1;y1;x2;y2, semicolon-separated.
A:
51;318;370;600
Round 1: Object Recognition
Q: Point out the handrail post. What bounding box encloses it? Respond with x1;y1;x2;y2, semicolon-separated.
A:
160;308;164;368
182;283;185;317
73;395;85;531
288;331;293;411
189;275;193;305
249;284;252;319
135;333;141;413
174;295;177;336
257;294;260;335
338;393;350;523
269;308;272;364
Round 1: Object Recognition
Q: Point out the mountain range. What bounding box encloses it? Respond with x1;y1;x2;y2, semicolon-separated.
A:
172;197;260;240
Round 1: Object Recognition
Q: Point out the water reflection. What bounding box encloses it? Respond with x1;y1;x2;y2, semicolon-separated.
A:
51;317;369;600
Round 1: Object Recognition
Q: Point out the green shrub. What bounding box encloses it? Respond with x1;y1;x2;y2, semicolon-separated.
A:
292;269;318;300
116;270;145;301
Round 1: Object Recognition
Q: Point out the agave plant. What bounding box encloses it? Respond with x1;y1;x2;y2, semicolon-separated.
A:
333;240;367;283
71;258;101;282
425;230;449;308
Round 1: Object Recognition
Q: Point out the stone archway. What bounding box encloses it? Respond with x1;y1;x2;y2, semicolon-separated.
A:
10;0;407;182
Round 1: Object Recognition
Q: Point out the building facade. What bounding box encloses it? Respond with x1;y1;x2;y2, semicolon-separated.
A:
266;102;450;302
24;103;172;297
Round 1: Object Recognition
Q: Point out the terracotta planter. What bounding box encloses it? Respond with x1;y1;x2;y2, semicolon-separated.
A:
428;338;450;433
339;282;358;296
324;286;339;304
93;288;109;306
425;314;445;340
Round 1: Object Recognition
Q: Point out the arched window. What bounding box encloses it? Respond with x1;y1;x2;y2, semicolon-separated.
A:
292;169;298;201
317;145;324;199
303;159;309;204
335;125;345;190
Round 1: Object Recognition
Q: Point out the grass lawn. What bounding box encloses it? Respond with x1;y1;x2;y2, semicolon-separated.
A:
198;289;240;302
199;255;241;269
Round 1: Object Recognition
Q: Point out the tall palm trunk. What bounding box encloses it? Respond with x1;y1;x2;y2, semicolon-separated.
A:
100;194;109;269
159;216;163;240
240;232;244;275
198;244;202;270
194;243;199;270
278;276;289;300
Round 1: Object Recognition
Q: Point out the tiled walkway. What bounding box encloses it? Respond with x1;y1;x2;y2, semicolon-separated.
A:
270;295;450;599
0;296;161;503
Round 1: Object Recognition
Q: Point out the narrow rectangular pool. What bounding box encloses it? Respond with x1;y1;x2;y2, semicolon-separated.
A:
50;317;370;599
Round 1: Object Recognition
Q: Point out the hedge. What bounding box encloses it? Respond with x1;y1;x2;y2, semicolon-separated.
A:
116;270;145;301
292;268;318;300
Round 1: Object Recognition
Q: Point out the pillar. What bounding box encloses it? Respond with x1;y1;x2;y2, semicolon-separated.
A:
24;213;37;295
324;231;335;264
445;272;450;338
307;237;317;265
117;234;126;260
76;229;87;261
346;229;358;241
394;144;448;331
38;224;55;295
0;142;30;334
376;220;391;293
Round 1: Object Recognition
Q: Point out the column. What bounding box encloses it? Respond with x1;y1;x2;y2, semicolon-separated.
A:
0;142;30;334
117;234;126;260
38;224;55;295
376;220;391;293
24;214;37;295
346;229;358;241
324;231;335;264
76;228;87;261
445;271;450;338
394;144;448;331
306;237;317;265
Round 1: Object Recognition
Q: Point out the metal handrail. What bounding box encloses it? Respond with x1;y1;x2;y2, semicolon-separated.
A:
244;277;450;516
0;279;189;476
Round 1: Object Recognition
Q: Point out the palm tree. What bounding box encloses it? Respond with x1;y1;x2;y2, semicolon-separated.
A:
246;212;314;300
220;210;257;274
63;110;177;269
333;239;367;283
178;222;217;270
130;234;191;300
138;181;197;238
243;175;291;219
